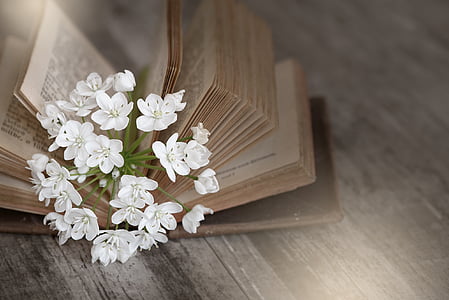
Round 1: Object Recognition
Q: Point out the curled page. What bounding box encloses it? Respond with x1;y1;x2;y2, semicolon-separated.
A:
17;0;114;114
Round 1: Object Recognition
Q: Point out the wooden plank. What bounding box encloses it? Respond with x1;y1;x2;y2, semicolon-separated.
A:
1;0;449;299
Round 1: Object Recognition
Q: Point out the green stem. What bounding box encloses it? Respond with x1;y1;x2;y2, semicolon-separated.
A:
178;136;193;142
106;205;113;230
132;162;165;170
184;175;199;180
128;132;149;153
134;168;146;177
130;148;153;157
92;179;112;212
78;184;100;207
106;179;119;230
107;130;113;139
76;176;101;191
157;186;191;212
125;222;129;230
81;116;86;123
127;155;157;161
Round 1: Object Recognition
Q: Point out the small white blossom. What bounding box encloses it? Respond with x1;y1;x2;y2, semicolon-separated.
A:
41;159;71;193
91;92;133;131
183;140;211;170
182;204;214;234
91;230;136;266
85;135;124;174
26;153;49;176
136;94;177;132
55;120;96;164
191;122;210;145
194;168;220;195
110;196;145;226
139;202;183;233
43;212;72;245
164;89;186;111
64;208;99;241
30;172;53;206
53;183;82;213
131;230;168;251
152;133;189;182
36;103;67;151
113;70;136;92
71;158;90;183
56;90;97;117
118;175;158;204
75;72;112;98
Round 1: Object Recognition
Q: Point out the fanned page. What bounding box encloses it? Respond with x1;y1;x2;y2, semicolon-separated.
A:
177;60;315;211
16;0;114;114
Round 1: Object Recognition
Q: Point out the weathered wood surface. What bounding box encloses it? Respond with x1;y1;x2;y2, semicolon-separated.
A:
1;0;449;298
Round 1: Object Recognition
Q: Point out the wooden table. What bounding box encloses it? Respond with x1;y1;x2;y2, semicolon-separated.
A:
1;0;448;298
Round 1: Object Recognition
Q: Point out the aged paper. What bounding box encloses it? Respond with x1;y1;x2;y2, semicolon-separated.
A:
18;0;114;114
0;36;51;160
178;61;301;203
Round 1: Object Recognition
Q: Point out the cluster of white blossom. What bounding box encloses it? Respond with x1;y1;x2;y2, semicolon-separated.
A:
28;70;218;265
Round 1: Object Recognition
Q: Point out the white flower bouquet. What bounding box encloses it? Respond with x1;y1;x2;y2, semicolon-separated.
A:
27;70;218;266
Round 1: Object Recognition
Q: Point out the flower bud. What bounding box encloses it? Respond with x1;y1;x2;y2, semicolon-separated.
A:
112;168;120;179
113;70;136;92
191;122;210;145
99;179;107;187
194;168;219;195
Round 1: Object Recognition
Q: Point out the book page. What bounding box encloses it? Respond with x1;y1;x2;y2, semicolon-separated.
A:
144;0;168;96
178;60;301;203
0;36;51;159
18;0;114;114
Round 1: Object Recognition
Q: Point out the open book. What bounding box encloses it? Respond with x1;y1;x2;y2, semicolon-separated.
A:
0;0;315;227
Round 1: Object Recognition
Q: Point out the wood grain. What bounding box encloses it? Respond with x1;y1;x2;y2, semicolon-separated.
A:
1;0;449;299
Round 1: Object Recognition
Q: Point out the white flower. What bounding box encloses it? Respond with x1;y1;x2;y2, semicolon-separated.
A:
194;168;220;195
71;158;90;183
152;133;189;182
183;140;211;170
29;170;53;206
64;208;99;241
54;183;82;213
110;196;145;226
56;90;97;117
43;212;72;245
136;94;177;132
91;230;136;266
191;122;210;145
36;103;67;137
118;175;158;204
113;70;136;92
26;153;49;175
182;204;214;234
55;120;96;163
139;202;183;233
91;92;133;131
131;230;168;251
86;135;124;174
36;103;67;151
41;159;70;193
164;89;186;111
75;72;112;97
